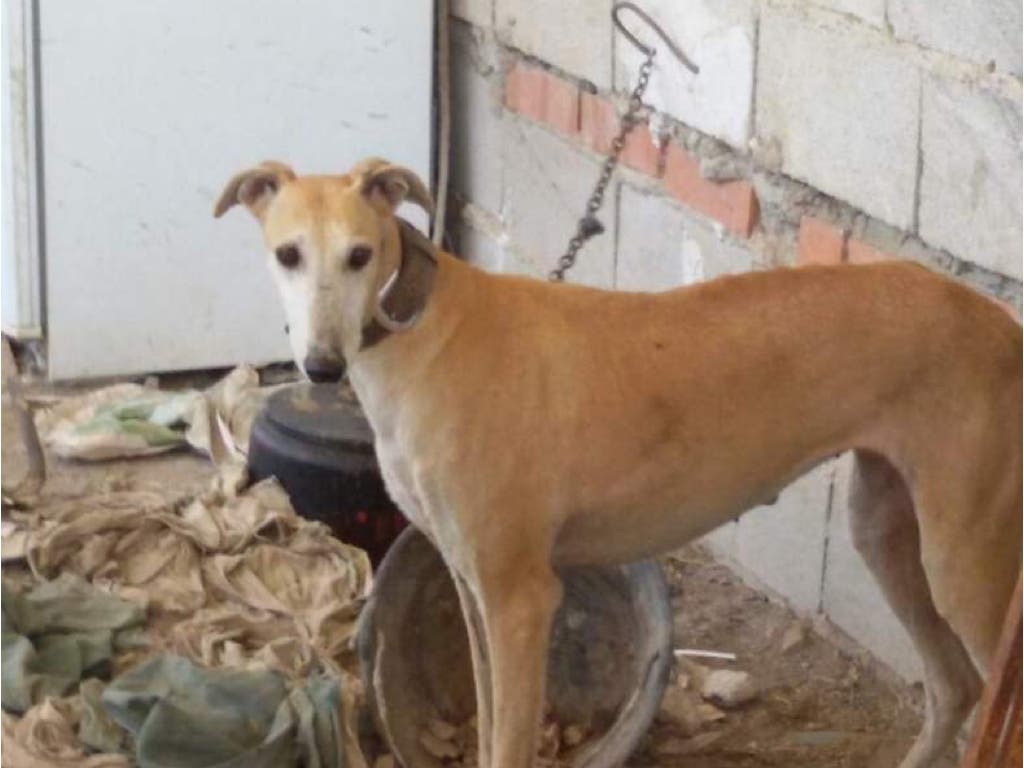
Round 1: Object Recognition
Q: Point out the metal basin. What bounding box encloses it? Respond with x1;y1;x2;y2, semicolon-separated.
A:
358;527;672;767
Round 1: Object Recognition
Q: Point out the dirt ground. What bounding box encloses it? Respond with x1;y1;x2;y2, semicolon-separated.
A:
3;372;955;768
632;550;952;768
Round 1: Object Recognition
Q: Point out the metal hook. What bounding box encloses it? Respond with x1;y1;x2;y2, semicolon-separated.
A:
612;1;700;75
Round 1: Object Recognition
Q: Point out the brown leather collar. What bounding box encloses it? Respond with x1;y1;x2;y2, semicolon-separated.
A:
360;218;438;350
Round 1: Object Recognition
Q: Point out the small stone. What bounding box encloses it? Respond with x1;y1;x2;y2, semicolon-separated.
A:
812;612;834;638
537;721;560;758
419;729;461;759
562;724;586;747
427;718;459;742
700;669;759;708
697;702;726;723
677;658;711;688
842;665;862;689
780;621;807;652
565;609;586;630
658;686;707;735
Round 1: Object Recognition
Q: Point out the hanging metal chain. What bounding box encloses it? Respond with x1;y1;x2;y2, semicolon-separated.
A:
550;1;699;282
549;52;655;282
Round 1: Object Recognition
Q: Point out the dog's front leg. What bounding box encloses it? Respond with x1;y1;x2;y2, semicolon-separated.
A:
452;571;493;767
477;561;563;768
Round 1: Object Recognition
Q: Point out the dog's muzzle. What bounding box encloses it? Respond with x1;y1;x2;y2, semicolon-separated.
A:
303;353;347;383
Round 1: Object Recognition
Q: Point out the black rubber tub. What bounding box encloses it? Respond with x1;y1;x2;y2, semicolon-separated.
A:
247;382;406;564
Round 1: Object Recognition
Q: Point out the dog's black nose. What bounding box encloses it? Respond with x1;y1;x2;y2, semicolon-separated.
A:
303;354;346;383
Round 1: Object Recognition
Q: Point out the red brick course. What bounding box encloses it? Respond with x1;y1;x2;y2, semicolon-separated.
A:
505;61;579;136
663;142;758;237
798;216;847;266
579;93;617;154
505;57;761;238
621;123;664;177
846;239;892;264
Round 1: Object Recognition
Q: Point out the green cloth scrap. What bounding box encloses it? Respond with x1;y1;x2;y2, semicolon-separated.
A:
80;677;131;754
74;415;185;448
102;655;346;768
1;574;147;714
73;393;199;448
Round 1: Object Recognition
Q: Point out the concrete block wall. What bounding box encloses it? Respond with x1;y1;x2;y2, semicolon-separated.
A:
446;0;1022;681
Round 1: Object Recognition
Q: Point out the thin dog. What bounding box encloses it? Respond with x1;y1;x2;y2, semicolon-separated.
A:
216;159;1022;768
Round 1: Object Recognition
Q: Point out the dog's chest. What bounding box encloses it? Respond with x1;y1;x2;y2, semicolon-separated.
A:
374;437;428;529
350;368;443;538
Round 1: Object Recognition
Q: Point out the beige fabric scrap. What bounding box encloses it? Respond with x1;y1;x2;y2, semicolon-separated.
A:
32;365;279;463
5;371;374;767
1;698;130;768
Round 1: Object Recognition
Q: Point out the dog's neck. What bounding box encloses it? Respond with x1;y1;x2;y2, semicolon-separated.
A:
360;218;438;350
348;222;465;444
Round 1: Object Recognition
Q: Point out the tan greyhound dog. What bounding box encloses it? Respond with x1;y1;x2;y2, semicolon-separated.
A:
215;159;1021;768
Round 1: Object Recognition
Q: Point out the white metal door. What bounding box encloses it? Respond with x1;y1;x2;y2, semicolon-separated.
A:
38;0;433;379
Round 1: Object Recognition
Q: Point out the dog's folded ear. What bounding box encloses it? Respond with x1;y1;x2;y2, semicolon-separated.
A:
358;161;434;217
213;162;296;219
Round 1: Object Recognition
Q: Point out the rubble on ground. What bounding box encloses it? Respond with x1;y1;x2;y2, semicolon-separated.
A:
701;669;759;709
414;714;591;767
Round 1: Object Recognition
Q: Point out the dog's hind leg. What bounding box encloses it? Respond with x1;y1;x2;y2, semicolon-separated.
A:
452;571;493;768
848;450;982;768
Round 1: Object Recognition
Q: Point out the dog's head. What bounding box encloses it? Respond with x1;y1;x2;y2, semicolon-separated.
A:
214;159;432;382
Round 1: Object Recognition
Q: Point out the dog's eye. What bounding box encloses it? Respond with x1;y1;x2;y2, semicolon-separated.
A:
347;246;372;270
275;245;301;270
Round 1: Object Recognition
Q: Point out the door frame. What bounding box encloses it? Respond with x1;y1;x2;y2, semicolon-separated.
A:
2;0;45;341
